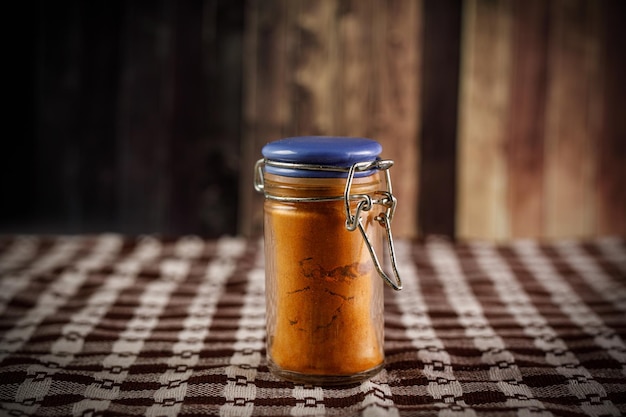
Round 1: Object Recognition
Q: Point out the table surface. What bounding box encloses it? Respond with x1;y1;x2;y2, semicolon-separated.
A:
0;234;624;417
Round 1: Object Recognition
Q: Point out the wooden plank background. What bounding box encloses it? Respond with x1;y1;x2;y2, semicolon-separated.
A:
456;0;625;240
240;0;421;237
457;0;513;240
3;0;624;240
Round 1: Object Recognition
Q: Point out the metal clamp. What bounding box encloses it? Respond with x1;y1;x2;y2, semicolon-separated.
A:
255;158;403;291
343;160;402;291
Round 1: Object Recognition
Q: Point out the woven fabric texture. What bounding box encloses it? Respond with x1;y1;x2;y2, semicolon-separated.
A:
0;235;624;417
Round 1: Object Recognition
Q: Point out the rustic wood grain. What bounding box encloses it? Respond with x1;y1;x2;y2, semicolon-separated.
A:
168;0;211;235
418;0;462;238
507;0;549;238
117;0;245;236
197;0;244;236
292;0;339;135
31;1;122;233
9;0;624;240
371;0;421;238
335;0;375;138
116;1;175;234
595;0;626;235
241;0;421;238
457;0;512;240
544;0;598;238
239;0;293;236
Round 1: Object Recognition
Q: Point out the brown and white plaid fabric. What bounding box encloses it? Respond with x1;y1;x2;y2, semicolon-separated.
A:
0;234;624;416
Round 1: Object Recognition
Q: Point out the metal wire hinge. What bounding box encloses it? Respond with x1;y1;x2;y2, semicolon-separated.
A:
255;158;403;291
343;160;402;291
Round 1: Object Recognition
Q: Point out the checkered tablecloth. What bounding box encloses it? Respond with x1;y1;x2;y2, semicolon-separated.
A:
0;234;624;416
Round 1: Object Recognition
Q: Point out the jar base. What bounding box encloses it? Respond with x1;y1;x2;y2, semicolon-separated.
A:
268;361;384;386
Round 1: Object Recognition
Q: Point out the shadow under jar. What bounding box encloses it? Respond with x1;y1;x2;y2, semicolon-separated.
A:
255;136;403;386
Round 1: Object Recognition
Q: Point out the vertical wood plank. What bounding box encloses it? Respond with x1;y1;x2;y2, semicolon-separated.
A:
29;0;124;233
196;0;244;237
168;0;209;235
293;0;340;135
595;0;626;235
543;0;598;238
336;0;375;138
117;0;175;234
457;0;512;240
507;0;549;238
239;0;293;236
371;0;421;238
418;0;462;238
241;0;422;238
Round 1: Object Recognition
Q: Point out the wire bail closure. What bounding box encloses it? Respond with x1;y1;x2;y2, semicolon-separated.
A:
255;158;403;291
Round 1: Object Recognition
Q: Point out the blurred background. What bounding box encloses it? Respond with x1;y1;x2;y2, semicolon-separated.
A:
2;0;624;240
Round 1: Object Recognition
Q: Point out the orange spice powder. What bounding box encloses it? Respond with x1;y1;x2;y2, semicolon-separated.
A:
263;173;385;378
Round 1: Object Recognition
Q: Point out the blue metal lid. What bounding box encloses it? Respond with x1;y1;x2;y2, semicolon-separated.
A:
261;136;382;178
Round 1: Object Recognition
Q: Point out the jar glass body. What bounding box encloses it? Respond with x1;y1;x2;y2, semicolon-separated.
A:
263;172;385;385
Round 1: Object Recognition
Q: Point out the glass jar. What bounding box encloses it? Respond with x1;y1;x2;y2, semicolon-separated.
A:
254;136;402;385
